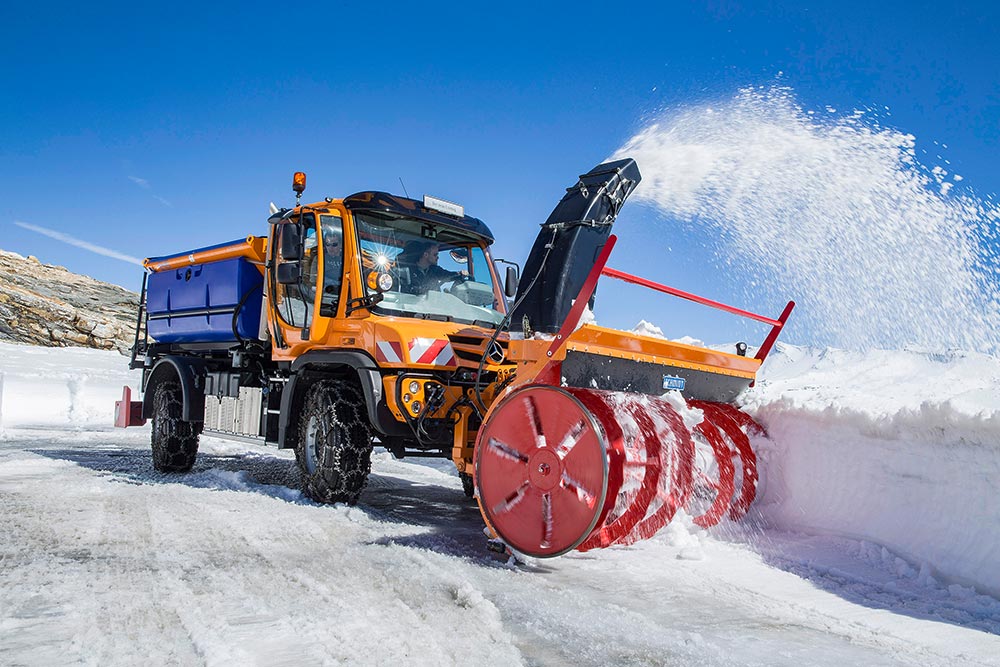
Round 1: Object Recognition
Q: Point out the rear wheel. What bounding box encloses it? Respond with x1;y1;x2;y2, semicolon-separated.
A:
296;380;374;504
150;380;201;472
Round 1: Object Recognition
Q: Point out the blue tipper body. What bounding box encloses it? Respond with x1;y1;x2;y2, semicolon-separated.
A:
146;258;264;343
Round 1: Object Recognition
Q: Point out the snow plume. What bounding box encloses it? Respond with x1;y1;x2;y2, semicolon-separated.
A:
613;86;1000;353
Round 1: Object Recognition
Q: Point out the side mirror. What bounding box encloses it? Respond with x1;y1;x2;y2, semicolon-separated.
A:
279;223;302;261
276;262;301;285
504;265;518;298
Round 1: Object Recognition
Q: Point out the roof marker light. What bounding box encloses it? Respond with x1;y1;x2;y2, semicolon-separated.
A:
423;195;464;218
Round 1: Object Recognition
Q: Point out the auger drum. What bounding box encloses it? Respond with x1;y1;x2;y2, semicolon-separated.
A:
473;159;793;557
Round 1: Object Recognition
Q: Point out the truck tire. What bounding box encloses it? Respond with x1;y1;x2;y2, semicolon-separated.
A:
296;380;374;504
460;472;475;498
151;380;201;472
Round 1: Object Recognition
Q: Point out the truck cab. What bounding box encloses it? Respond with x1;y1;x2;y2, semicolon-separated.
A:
268;190;508;361
265;189;516;465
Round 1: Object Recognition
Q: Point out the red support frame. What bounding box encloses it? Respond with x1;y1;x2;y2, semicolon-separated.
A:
752;300;796;362
600;266;795;364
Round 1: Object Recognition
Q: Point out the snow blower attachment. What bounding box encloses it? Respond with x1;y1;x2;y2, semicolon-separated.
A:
118;158;792;561
474;159;795;557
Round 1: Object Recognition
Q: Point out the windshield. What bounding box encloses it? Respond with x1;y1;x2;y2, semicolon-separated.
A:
353;212;504;327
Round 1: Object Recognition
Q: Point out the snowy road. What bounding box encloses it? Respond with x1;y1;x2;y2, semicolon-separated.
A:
3;426;999;666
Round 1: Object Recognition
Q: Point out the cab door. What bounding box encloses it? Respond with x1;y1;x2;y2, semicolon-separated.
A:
268;211;318;358
304;206;368;347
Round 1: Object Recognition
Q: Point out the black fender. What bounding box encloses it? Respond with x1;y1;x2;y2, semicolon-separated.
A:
142;356;207;422
277;350;408;449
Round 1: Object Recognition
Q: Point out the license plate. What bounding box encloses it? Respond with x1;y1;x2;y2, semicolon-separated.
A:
662;375;686;391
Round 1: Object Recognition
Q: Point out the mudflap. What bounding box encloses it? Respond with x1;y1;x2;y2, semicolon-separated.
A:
114;386;147;427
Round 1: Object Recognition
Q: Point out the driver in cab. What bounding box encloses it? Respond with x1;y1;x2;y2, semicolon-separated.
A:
399;240;467;294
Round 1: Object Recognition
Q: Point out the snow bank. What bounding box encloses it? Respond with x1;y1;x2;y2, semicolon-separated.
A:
0;342;139;429
744;343;1000;596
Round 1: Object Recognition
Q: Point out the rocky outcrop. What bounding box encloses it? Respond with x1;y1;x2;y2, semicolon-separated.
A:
0;249;139;354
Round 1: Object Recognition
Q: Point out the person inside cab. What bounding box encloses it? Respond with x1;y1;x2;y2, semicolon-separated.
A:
398;240;466;294
306;217;344;315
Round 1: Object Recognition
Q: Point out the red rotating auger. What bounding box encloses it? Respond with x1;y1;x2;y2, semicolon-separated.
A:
472;160;794;557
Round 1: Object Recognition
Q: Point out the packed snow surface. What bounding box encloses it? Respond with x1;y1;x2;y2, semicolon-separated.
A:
2;342;1000;666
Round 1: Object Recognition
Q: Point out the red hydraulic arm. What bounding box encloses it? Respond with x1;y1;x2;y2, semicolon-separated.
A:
600;266;795;364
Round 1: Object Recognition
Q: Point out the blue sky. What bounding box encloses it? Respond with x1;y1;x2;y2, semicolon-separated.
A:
3;1;998;345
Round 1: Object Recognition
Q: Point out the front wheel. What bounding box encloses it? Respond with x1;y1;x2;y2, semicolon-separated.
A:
460;471;475;498
296;380;374;504
150;380;201;472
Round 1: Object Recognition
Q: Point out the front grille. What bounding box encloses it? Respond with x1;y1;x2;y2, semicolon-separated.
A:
447;331;510;365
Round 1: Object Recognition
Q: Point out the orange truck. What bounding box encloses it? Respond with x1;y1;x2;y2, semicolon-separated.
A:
116;160;793;557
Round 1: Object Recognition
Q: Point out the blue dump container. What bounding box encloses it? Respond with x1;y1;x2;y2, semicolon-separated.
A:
146;258;264;343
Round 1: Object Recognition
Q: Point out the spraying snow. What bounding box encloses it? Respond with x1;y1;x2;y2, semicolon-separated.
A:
613;86;1000;353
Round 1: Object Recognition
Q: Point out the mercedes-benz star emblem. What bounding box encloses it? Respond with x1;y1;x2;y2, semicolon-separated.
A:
487;341;505;364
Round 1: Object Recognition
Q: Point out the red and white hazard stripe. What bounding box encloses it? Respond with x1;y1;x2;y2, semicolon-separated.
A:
375;341;404;363
409;338;457;366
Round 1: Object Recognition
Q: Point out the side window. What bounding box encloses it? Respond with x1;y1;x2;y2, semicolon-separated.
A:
469;247;492;286
274;213;316;330
319;215;344;316
456;246;499;308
